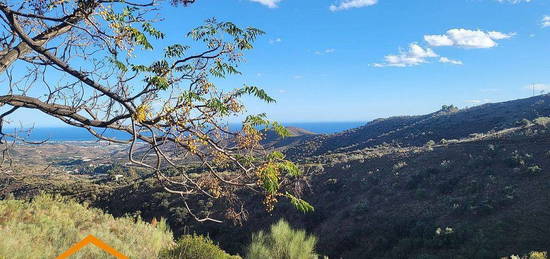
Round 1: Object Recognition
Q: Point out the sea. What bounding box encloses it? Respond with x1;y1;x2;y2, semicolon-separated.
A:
5;122;367;142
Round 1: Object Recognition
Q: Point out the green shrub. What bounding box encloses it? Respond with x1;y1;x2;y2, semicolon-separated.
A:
506;151;526;168
517;118;532;127
533;117;550;128
441;105;458;112
527;251;548;259
352;200;369;215
503;251;548;259
159;234;240;259
0;194;174;259
440;160;452;169
526;165;543;175
393;161;407;171
246;219;318;259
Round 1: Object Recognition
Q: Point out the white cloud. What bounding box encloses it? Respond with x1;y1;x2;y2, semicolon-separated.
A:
249;0;281;8
439;57;463;65
465;99;492;104
269;38;282;44
487;31;514;40
376;28;513;68
373;43;438;67
424;29;514;49
423;35;454;47
496;0;531;3
542;16;550;28
329;0;377;11
525;83;550;93
315;48;336;55
292;75;304;79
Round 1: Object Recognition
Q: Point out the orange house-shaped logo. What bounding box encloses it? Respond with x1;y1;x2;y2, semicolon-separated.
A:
56;235;128;259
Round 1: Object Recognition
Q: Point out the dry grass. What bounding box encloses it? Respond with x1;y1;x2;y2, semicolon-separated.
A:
0;194;174;259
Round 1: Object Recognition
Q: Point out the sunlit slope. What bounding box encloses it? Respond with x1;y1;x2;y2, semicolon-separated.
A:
286;95;550;159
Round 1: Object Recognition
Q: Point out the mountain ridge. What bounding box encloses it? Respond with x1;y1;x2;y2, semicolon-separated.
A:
286;95;550;160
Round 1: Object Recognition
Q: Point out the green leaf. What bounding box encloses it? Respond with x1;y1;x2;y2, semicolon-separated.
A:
131;64;150;72
109;58;128;72
286;193;314;213
209;60;241;78
243;114;269;127
234;86;276;103
277;161;302;177
206;98;230;115
267;151;285;161
146;76;169;90
129;27;153;50
165;44;189;58
260;165;280;195
142;22;165;39
180;91;206;103
271;122;290;138
150;60;169;75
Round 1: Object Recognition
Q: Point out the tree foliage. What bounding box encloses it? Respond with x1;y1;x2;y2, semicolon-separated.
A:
0;0;310;222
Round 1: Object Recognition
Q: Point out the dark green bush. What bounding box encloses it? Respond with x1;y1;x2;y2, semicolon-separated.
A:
526;165;543;175
506;151;527;168
352;200;369;215
516;119;532;127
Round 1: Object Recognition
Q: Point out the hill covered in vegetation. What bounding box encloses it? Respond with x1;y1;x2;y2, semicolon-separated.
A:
286;95;550;159
0;195;175;258
2;95;550;258
0;194;323;259
261;126;318;149
164;110;548;258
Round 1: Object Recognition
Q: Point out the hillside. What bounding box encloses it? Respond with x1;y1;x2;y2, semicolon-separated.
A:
2;96;550;258
261;126;318;148
0;195;174;258
298;123;550;258
286;95;550;159
171;119;550;258
0;195;242;259
84;98;550;258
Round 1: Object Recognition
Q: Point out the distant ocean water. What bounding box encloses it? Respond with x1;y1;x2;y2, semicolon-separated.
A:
6;122;367;142
282;122;366;134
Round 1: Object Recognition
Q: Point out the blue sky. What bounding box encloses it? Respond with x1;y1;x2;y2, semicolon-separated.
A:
11;0;550;126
